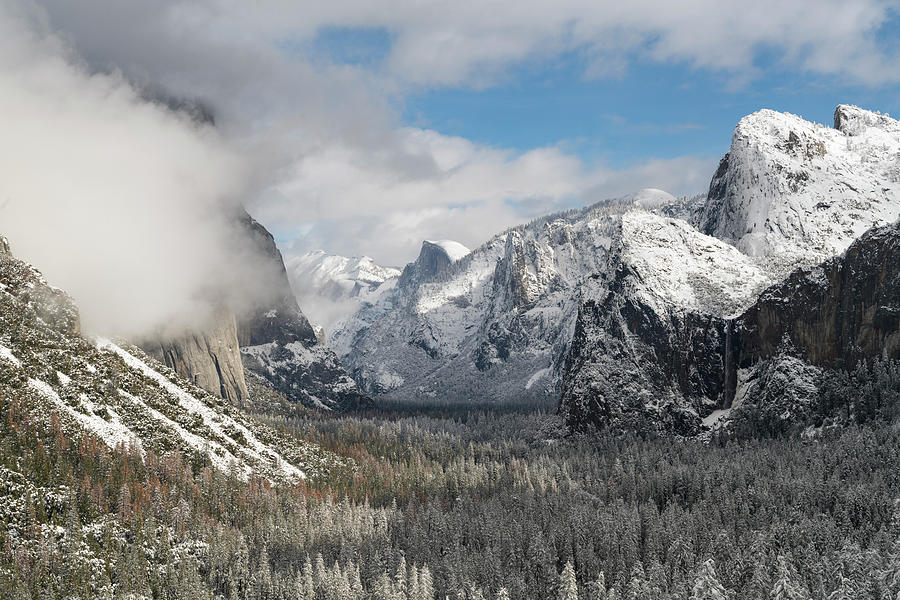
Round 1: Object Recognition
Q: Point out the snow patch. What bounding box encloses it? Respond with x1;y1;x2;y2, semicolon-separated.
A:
0;344;21;366
98;339;304;481
28;378;143;454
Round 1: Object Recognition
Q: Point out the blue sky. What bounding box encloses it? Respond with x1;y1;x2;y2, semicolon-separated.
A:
315;24;900;169
32;0;900;264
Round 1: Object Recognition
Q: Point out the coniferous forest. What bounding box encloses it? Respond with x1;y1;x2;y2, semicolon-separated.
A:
2;362;900;599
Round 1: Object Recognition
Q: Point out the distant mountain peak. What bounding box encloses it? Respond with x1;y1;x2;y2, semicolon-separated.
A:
423;239;470;262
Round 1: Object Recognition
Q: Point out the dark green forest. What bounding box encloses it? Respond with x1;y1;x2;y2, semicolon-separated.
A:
2;362;900;599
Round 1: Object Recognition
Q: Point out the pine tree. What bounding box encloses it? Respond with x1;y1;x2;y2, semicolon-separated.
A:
419;564;435;600
771;556;807;600
558;560;579;600
691;559;728;600
591;571;608;600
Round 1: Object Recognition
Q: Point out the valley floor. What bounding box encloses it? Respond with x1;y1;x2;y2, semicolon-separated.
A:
3;396;900;599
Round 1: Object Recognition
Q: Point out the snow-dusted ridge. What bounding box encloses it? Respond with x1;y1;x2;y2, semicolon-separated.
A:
0;245;341;482
285;251;401;337
561;105;900;434
618;210;782;318
329;193;707;403
698;104;900;261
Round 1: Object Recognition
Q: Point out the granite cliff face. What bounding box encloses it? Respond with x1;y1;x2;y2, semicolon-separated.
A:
736;221;900;369
330;192;704;404
559;211;782;433
145;211;370;412
560;106;900;434
144;307;248;404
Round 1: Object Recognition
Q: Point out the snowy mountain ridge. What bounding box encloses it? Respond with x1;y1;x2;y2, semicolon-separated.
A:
328;192;705;403
0;241;340;481
562;105;900;433
615;211;783;319
285;251;401;339
697;104;900;261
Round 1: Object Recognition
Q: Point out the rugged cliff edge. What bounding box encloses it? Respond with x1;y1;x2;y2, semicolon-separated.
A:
559;211;783;433
145;211;370;412
737;222;899;367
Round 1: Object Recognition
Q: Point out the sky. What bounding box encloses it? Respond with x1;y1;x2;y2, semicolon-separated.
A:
8;0;900;271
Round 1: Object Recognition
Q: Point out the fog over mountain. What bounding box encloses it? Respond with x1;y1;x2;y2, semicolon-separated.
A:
0;2;277;337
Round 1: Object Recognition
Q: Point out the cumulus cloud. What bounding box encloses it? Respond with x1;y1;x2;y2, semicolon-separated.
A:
8;0;899;311
0;1;275;337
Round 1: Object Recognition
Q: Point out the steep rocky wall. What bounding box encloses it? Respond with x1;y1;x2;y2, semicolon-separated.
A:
143;209;369;411
736;221;900;369
144;306;249;404
560;220;900;433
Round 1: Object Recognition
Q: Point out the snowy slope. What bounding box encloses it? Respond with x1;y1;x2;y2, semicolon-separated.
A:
330;193;705;404
697;105;900;261
617;211;782;318
0;241;340;482
285;251;400;338
561;105;900;434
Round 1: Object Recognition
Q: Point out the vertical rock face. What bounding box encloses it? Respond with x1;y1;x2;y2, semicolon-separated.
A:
736;222;900;369
145;307;249;404
560;211;777;433
234;212;319;347
234;211;372;411
145;210;370;412
559;105;900;434
398;240;469;288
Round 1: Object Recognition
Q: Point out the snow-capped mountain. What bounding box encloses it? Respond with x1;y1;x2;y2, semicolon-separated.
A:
697;105;900;261
285;251;400;339
0;237;340;482
329;192;705;404
559;211;791;433
561;105;900;433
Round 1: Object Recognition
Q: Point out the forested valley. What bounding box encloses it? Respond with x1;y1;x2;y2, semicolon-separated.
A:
3;362;900;600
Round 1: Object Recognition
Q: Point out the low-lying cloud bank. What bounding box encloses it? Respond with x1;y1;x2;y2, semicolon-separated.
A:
0;2;269;337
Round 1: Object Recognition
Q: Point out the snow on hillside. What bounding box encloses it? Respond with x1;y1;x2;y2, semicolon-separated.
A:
618;211;780;318
0;246;341;482
697;105;900;261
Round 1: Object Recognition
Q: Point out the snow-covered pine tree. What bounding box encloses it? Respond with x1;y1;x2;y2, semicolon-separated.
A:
771;556;808;600
691;559;728;600
558;560;578;600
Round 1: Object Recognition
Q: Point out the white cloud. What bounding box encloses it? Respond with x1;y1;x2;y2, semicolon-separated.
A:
0;1;279;337
270;139;716;265
16;0;900;275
